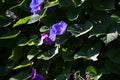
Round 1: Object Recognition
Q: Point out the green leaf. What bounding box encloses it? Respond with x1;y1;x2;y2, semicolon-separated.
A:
111;14;120;23
9;47;24;63
86;66;97;76
55;73;71;80
89;24;107;37
93;0;115;11
27;49;39;60
93;12;114;24
37;46;59;60
102;0;115;10
27;35;38;46
55;32;72;45
44;0;59;9
72;0;82;7
13;60;32;70
66;7;79;21
2;0;5;3
58;0;73;7
74;42;102;61
0;17;13;28
5;10;17;19
62;48;74;61
107;42;120;64
9;71;30;80
39;26;49;32
13;16;30;27
68;21;93;37
18;35;38;46
17;37;28;46
100;30;118;44
27;14;40;24
0;30;21;39
106;31;118;44
100;60;120;75
0;65;10;76
10;0;26;9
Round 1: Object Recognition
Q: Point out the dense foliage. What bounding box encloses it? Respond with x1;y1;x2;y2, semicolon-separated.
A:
0;0;120;80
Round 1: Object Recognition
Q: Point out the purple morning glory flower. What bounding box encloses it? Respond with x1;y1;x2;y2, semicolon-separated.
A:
30;0;44;14
30;68;45;80
50;21;68;35
73;72;79;80
86;73;90;79
40;21;67;45
41;33;53;45
49;21;67;41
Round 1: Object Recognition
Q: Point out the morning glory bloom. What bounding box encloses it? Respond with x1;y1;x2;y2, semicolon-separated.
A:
50;21;68;35
73;72;79;80
30;68;45;80
41;33;53;45
30;0;44;14
49;21;67;41
86;73;90;79
40;21;67;45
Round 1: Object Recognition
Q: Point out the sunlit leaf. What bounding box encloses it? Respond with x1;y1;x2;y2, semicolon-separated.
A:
13;16;30;27
27;14;40;24
86;66;97;76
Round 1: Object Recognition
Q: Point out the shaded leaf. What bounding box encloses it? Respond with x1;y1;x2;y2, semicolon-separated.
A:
27;49;39;60
89;24;107;37
100;60;120;75
66;7;79;21
44;0;59;9
9;47;24;63
0;30;21;39
0;65;10;76
5;10;17;19
93;0;115;11
107;42;120;64
9;71;30;80
62;48;74;61
0;17;13;28
37;46;59;60
39;26;49;32
74;42;102;61
9;0;26;9
13;60;32;70
58;0;73;7
17;37;28;46
72;0;83;7
55;73;70;80
68;21;93;37
111;14;120;23
55;32;72;45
